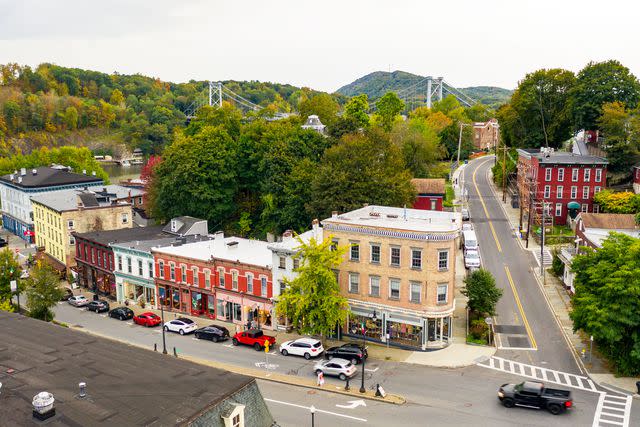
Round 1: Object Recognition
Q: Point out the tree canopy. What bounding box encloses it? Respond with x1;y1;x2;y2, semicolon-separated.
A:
0;248;21;305
570;233;640;375
25;262;64;322
461;269;503;315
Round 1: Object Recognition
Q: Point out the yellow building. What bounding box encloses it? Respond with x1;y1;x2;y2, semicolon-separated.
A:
321;205;461;350
31;186;144;272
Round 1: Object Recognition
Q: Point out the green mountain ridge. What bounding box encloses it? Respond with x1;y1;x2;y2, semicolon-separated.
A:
336;71;512;108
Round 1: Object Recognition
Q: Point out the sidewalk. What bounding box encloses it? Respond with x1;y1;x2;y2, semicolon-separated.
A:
485;169;640;396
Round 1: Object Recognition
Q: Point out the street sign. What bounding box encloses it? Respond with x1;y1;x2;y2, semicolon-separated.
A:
484;317;493;325
10;280;17;292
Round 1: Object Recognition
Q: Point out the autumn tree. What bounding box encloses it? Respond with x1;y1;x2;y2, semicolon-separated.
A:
275;236;349;339
571;60;640;130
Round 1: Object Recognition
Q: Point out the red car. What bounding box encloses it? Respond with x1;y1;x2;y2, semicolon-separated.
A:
133;312;162;327
232;329;276;351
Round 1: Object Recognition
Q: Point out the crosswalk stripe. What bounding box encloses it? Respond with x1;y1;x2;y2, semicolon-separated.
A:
600;412;625;419
605;395;628;401
603;401;626;407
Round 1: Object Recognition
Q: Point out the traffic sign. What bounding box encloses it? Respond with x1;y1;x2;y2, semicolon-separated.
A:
10;280;17;292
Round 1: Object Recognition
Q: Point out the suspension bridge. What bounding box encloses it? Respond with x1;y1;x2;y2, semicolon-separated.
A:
184;77;477;119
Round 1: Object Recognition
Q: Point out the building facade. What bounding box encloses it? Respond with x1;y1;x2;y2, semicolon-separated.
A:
321;205;461;350
411;178;445;211
633;165;640;194
0;166;102;243
267;220;323;329
153;233;275;329
32;186;143;272
472;118;499;150
517;148;608;227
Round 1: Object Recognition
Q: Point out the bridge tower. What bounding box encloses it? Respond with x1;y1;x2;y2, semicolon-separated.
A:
425;76;444;108
208;81;223;108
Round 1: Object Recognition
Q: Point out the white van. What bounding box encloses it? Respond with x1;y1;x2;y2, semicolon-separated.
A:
462;230;478;251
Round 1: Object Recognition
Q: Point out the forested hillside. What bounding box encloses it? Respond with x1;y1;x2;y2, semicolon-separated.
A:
0;63;337;156
336;71;512;108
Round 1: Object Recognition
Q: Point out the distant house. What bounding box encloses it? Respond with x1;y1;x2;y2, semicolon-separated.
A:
301;114;326;134
411;178;445;211
472;119;499;150
633;165;640;194
559;212;640;293
0;311;275;427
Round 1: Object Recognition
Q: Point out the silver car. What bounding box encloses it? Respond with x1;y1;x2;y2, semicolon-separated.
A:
464;249;481;269
68;295;89;307
313;358;357;381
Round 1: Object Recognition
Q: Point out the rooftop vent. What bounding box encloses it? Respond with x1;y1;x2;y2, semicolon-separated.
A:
20;168;26;176
91;171;96;176
32;391;55;420
386;214;398;219
369;211;380;217
17;176;22;184
227;241;239;247
32;169;37;175
79;382;86;398
82;169;87;175
9;174;14;181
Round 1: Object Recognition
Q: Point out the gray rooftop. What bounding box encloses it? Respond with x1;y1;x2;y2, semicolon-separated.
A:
112;233;213;254
73;225;168;247
517;148;608;165
0;166;103;189
30;185;145;212
0;311;255;426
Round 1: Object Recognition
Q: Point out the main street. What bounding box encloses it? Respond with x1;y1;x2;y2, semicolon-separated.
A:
52;300;618;426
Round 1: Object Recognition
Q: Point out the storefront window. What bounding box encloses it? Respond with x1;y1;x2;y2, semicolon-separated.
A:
172;289;180;309
192;292;203;314
159;287;167;306
207;295;215;318
233;303;242;322
348;313;382;340
217;299;228;320
388;321;422;348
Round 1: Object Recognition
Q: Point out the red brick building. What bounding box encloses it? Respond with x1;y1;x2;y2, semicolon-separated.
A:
472;118;499;150
411;178;445;211
152;232;274;329
517;148;608;226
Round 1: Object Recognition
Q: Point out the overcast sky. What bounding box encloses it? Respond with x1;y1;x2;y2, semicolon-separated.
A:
1;0;638;92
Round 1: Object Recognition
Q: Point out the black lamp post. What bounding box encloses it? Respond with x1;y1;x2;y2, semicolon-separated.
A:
160;293;167;354
310;405;315;427
360;310;377;393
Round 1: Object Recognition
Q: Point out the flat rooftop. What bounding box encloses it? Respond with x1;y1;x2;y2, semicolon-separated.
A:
0;311;254;426
321;205;461;233
517;148;608;165
0;166;103;189
31;185;145;212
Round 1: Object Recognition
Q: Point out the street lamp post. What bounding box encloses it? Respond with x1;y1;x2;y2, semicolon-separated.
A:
456;123;472;167
360;310;377;393
310;405;316;427
160;294;168;354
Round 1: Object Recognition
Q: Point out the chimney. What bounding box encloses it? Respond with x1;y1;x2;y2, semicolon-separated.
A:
103;187;107;193
20;168;26;176
17;176;22;184
32;169;37;175
9;174;13;181
282;230;293;242
266;232;275;243
312;219;320;237
213;231;225;250
331;211;338;219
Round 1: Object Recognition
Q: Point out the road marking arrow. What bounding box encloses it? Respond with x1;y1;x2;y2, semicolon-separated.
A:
364;367;379;372
336;399;366;409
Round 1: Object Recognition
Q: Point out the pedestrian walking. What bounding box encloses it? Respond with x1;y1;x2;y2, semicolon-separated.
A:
317;371;324;387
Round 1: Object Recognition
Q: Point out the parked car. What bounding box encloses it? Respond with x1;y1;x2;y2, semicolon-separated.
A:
462;223;473;231
232;329;276;351
68;295;89;307
108;306;134;321
0;238;7;247
164;317;198;335
87;299;110;313
313;358;357;381
464;249;481;269
498;381;572;415
194;325;230;342
462;229;478;251
133;312;162;327
325;343;368;364
279;338;324;360
461;208;470;221
60;288;74;301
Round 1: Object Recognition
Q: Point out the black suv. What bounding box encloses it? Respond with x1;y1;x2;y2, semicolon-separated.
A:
0;238;7;248
108;306;134;320
87;300;110;313
194;325;230;342
325;343;368;364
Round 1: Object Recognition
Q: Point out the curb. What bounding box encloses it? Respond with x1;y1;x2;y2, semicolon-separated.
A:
67;325;406;405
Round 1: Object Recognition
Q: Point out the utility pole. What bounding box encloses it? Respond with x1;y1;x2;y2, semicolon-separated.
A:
526;188;534;249
502;146;507;203
541;202;546;283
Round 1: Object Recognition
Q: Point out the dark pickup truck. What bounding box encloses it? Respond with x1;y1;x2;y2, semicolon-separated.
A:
498;381;573;415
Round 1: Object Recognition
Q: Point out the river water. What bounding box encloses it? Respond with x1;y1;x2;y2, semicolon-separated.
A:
100;163;143;182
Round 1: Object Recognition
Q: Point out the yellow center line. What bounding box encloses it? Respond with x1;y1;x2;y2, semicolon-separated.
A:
504;265;537;350
471;159;502;253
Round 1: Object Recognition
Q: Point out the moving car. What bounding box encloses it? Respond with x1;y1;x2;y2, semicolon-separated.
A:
464;249;481;269
163;317;198;335
232;329;276;351
498;381;572;415
325;343;368;364
108;306;135;321
461;208;470;221
87;299;110;313
68;295;89;307
133;312;162;327
194;325;230;342
313;358;357;381
279;338;324;360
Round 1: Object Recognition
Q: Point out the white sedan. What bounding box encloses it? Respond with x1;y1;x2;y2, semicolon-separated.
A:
68;295;89;307
279;337;324;360
464;249;481;269
163;318;198;335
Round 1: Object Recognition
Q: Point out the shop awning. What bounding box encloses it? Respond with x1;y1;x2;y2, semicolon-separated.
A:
567;201;581;209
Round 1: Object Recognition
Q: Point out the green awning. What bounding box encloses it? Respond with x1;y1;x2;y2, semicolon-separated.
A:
567;201;581;209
